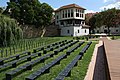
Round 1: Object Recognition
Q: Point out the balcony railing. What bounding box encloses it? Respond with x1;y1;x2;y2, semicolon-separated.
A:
61;24;82;27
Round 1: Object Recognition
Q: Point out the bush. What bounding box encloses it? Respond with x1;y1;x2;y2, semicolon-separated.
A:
111;35;115;40
85;36;89;41
0;14;23;47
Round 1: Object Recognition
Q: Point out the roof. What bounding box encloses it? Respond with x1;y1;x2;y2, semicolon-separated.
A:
81;24;90;28
55;4;86;12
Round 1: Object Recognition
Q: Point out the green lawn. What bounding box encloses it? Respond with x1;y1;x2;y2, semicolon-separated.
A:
0;38;97;80
113;36;120;39
65;42;96;80
109;35;120;40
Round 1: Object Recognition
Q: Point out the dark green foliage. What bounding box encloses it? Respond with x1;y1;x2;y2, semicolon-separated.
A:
111;35;115;40
4;0;53;27
88;8;120;33
0;14;23;47
0;7;3;13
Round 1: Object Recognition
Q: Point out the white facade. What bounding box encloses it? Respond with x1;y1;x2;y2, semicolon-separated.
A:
55;4;89;36
55;8;85;25
61;26;89;36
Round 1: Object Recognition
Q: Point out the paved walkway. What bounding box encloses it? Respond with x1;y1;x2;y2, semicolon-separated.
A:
102;37;120;80
85;37;120;80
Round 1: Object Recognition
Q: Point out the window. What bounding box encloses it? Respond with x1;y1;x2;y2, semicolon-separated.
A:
57;15;59;19
67;20;72;24
97;30;99;33
76;9;77;12
80;14;82;17
62;11;64;18
104;30;107;33
82;21;84;24
85;29;86;33
60;22;64;25
82;14;84;18
78;30;80;33
116;30;118;32
65;10;67;18
71;9;73;17
68;10;70;17
82;10;84;13
67;30;70;33
75;20;80;24
105;26;107;28
76;13;79;17
80;10;81;13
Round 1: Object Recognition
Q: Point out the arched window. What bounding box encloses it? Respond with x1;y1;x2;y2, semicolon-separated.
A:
78;30;80;33
116;30;118;32
71;9;73;17
57;15;59;19
62;10;64;18
76;13;79;17
68;10;70;17
65;10;67;18
67;30;70;34
85;29;86;33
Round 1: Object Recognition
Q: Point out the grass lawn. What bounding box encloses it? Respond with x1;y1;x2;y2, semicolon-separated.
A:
65;42;96;80
113;36;120;39
0;37;97;80
108;35;120;40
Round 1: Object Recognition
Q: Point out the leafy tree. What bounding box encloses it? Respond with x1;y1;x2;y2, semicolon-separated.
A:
0;7;3;13
0;14;23;47
88;15;96;34
38;3;53;27
88;8;120;34
3;0;53;28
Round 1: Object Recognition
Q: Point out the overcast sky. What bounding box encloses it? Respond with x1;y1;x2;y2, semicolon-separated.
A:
0;0;120;13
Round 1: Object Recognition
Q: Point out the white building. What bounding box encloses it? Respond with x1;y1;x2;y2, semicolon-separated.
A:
54;4;90;36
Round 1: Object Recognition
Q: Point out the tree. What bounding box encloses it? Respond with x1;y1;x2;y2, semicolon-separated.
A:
0;7;3;13
3;0;53;27
88;8;120;34
38;3;53;27
0;14;23;47
88;15;96;34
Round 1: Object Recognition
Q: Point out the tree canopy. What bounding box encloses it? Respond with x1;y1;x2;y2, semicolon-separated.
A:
3;0;53;27
87;8;120;33
0;7;4;14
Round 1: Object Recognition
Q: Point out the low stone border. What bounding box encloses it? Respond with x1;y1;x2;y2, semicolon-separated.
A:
84;41;103;80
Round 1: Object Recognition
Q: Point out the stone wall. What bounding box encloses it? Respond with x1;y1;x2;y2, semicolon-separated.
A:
21;25;60;38
44;25;60;37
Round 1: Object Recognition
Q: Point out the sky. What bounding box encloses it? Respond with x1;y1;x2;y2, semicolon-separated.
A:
0;0;120;13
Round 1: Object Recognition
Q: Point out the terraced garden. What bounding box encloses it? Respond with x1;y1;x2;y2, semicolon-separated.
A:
0;38;97;80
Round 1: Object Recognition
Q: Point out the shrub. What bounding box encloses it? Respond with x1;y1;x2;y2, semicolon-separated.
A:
111;35;115;40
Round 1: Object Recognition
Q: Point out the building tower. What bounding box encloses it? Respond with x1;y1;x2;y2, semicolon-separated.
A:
54;4;90;36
